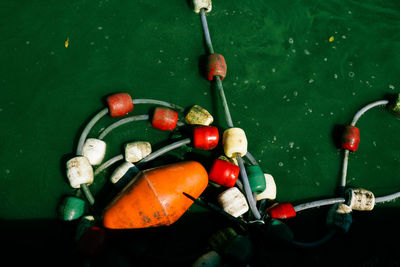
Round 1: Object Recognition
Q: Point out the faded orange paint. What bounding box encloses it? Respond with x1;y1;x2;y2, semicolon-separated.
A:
102;161;208;229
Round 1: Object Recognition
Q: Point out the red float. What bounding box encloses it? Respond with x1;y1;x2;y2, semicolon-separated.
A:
341;126;360;152
208;159;239;187
207;54;227;81
193;126;219;150
106;93;134;117
151;107;178;131
268;203;296;219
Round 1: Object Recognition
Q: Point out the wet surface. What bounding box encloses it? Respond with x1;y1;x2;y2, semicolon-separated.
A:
1;0;400;265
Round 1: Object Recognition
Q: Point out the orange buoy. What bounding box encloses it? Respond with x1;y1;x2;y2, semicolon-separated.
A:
102;161;208;229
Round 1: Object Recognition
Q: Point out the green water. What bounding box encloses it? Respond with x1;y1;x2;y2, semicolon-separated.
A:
1;0;400;265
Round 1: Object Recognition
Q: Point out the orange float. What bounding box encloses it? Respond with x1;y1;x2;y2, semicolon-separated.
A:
102;161;208;229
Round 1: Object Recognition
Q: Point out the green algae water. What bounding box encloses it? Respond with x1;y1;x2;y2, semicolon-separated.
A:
0;0;400;265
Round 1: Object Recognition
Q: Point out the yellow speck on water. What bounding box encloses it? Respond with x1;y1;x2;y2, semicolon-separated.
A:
65;38;69;48
329;36;334;42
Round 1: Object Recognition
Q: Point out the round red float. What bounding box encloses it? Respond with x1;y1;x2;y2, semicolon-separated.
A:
106;93;134;117
341;126;360;152
193;126;219;150
268;203;296;219
207;54;227;81
208;159;239;187
151;107;178;131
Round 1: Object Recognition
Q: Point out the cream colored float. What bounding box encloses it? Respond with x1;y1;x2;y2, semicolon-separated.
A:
110;161;135;184
192;0;212;13
66;156;94;188
124;141;152;163
256;173;277;201
222;128;247;158
217;187;249;217
346;188;375;211
184;105;214;126
82;138;106;165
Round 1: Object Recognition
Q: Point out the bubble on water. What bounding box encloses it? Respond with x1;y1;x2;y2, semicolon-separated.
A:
272;68;276;73
334;73;338;79
244;80;249;84
342;35;347;39
289;142;294;148
324;57;328;62
373;141;377;147
157;59;162;64
278;162;284;167
292;49;296;53
389;84;395;90
26;41;30;45
261;85;266;90
315;181;320;186
98;26;103;30
309;79;314;83
289;37;294;44
304;49;311;55
293;91;298;96
348;72;355;78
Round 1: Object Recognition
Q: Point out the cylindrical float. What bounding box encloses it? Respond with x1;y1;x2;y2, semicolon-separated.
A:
207;54;227;81
185;105;214;126
341;126;360;152
151;107;178;131
193;126;219;150
208;158;240;187
107;93;134;117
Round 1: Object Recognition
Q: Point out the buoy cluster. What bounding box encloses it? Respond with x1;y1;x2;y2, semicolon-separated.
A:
58;0;400;264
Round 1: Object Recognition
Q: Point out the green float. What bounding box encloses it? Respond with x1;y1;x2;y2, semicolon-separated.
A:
58;196;86;221
245;165;266;193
